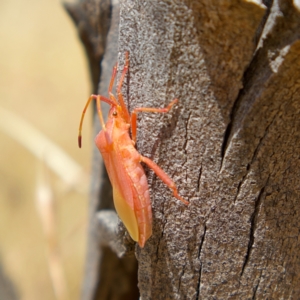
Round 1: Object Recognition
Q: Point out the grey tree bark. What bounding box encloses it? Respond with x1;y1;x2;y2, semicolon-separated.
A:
66;0;300;299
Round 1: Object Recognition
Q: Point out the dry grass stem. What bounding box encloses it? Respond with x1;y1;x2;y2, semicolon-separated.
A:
36;162;69;300
0;106;88;192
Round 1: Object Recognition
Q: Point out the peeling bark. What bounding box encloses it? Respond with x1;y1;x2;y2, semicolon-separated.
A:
68;0;300;299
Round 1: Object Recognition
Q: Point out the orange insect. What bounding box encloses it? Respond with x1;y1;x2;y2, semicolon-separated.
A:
78;52;188;247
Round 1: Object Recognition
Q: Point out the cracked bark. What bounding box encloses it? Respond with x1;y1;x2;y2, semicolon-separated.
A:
68;0;300;299
240;184;266;277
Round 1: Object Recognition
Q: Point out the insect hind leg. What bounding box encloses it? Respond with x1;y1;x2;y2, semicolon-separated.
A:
140;155;188;205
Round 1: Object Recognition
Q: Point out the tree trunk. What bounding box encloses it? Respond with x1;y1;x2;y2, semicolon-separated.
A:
67;0;300;299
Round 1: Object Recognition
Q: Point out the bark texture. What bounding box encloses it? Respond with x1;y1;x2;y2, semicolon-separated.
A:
68;0;300;299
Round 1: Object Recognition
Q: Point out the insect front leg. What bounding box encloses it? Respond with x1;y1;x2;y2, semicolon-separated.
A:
130;99;178;144
140;155;189;205
116;52;130;123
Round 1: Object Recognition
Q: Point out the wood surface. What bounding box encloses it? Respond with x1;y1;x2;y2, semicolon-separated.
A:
67;0;300;298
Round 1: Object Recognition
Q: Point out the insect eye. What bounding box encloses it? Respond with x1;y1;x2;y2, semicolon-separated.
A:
112;111;117;117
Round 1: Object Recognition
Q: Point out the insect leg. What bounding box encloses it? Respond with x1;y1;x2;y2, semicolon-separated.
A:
96;95;106;130
116;52;130;122
140;155;189;205
131;99;178;144
108;63;118;95
117;51;129;94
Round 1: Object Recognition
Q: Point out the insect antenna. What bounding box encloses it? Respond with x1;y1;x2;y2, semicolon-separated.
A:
78;94;115;148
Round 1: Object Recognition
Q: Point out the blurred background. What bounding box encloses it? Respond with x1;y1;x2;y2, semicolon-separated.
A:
0;0;92;299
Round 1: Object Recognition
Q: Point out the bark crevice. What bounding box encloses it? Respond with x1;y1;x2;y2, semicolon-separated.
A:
241;184;266;277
